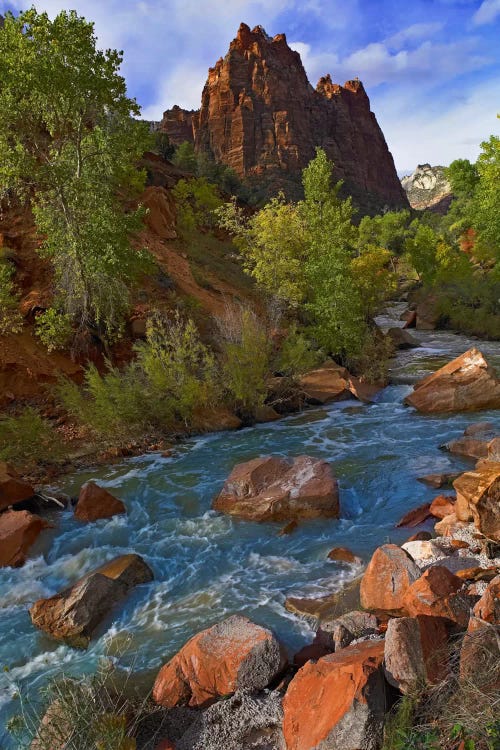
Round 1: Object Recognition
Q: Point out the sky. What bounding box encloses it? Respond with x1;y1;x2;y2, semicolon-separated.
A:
1;0;499;174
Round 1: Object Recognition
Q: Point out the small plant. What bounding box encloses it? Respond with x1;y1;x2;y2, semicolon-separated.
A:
35;308;73;352
0;261;23;335
0;408;62;467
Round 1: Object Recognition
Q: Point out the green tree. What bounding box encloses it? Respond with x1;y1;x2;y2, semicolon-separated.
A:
0;260;23;335
473;133;500;265
0;9;152;348
172;177;222;234
172;141;198;172
301;148;364;356
445;158;480;200
153;130;175;161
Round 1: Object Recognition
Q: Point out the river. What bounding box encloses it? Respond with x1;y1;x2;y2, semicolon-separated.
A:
1;307;499;742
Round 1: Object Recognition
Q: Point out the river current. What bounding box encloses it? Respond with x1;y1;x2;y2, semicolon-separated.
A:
1;305;499;741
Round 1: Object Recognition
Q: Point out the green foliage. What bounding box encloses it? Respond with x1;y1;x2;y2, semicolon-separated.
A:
172;141;197;172
58;312;217;439
0;261;23;335
0;408;62;466
217;306;271;419
473;133;500;265
352;246;396;319
445;158;480;200
357;210;411;255
0;9;153;347
274;326;322;377
172;177;222;234
153;130;175;161
35;308;73;352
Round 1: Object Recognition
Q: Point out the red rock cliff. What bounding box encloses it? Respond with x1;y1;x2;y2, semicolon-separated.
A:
161;24;408;213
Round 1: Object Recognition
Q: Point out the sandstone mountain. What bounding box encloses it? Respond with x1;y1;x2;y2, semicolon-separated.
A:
401;163;453;213
159;23;408;214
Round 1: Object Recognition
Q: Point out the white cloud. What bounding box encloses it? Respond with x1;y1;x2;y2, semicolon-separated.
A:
386;22;444;49
473;0;500;25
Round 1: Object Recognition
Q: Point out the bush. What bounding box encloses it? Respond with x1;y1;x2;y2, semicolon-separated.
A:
0;261;23;335
35;308;73;352
172;177;222;234
0;408;62;466
58;312;218;440
274;326;322;377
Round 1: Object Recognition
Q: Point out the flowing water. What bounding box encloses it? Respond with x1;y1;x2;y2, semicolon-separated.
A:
1;306;500;742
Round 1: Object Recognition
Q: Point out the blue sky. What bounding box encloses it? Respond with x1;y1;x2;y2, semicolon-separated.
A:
2;0;499;174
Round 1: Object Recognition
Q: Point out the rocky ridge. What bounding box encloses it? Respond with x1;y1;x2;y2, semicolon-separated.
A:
401;163;453;213
159;23;408;213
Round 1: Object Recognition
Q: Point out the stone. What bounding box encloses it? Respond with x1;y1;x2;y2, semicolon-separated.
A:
327;547;362;564
285;577;362;621
444;436;493;461
360;544;421;615
396;503;431;527
418;473;461;489
282;640;386;750
405;348;500;413
429;494;456;519
161;25;408;213
74;481;127;522
401;164;452;212
0;462;35;511
386;327;420;349
384;615;449;693
401;540;444;562
0;509;50;567
473;575;500;623
453;463;500;541
402;310;417;328
278;520;298;536
434;512;468;537
293;642;331;667
142;185;177;240
29;554;153;648
456;567;498;583
315;610;379;652
175;690;285;750
299;362;354;404
406;531;433;543
212;455;339;522
403;566;472;626
415;295;440;331
153;615;287;708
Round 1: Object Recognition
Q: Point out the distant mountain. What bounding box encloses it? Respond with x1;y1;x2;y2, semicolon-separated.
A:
158;23;408;214
401;164;453;214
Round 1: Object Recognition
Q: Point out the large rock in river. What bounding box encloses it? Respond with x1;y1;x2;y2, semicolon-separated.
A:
282;639;386;750
453;462;500;541
153;615;287;708
404;348;500;413
0;509;50;568
29;554;153;648
212;455;339;522
360;544;421;616
74;481;126;522
0;462;35;511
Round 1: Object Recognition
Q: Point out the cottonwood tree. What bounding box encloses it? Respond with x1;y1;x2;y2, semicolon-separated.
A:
0;9;152;349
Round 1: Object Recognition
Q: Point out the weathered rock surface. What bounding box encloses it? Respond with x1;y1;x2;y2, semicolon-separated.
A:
282;640;386;750
175;690;285;750
0;509;50;567
386;327;420;350
401;164;452;213
418;472;460;489
160;24;408;213
429;494;456;519
299;361;379;405
327;547;362;565
402;566;472;626
315;610;379;652
142;185;177;240
29;554;153;648
453;463;500;540
443;423;498;461
0;462;35;511
473;575;500;623
74;481;127;522
212;455;339;522
360;544;421;615
405;348;500;413
285;577;362;621
153;615;287;708
384;615;449;693
396;503;431;528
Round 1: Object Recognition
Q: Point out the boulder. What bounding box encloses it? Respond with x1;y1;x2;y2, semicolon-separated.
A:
396;503;431;528
29;554;153;648
402;310;417;328
406;531;433;543
455;567;498;583
315;610;379;652
473;575;500;624
327;547;362;564
444;435;494;461
453;463;500;541
153;615;287;708
384;615;449;693
429;494;456;519
74;481;127;522
212;455;339;522
386;327;420;350
0;462;35;512
418;472;461;489
299;362;354;404
416;296;440;331
282;640;386;750
360;544;421;616
404;348;500;413
402;566;472;626
433;512;468;537
401;539;445;563
285;577;362;621
0;509;50;567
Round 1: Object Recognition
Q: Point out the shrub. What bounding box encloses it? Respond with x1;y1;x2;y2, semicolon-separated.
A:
0;408;62;466
274;326;322;377
0;261;23;335
35;308;73;352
